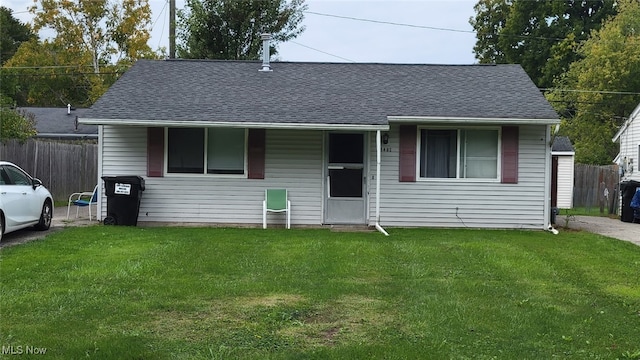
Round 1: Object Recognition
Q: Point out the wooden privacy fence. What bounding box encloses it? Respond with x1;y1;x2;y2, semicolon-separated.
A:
573;164;620;213
0;139;98;202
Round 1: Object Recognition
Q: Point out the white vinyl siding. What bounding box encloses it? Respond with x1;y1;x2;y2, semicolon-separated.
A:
100;123;551;229
100;126;323;225
556;155;574;209
618;113;640;182
368;124;549;229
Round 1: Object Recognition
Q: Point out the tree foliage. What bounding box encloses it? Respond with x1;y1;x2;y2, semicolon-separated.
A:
547;0;640;165
0;6;35;65
177;0;307;60
1;0;160;107
0;96;37;142
1;39;122;107
30;0;156;72
470;0;616;88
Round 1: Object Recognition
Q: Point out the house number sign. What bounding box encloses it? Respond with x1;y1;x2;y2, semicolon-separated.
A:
114;183;131;195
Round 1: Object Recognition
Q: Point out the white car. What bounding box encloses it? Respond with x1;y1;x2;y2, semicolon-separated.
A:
0;161;53;242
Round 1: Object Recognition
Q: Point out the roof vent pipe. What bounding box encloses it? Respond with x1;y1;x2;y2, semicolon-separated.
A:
67;104;71;115
259;33;272;72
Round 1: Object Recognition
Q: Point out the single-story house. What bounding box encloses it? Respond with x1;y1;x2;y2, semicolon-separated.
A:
80;56;560;232
551;136;575;209
20;106;97;140
613;101;640;182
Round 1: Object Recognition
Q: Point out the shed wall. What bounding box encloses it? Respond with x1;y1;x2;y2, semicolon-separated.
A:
556;155;574;209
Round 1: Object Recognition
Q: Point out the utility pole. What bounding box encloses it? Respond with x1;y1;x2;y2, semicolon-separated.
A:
169;0;176;59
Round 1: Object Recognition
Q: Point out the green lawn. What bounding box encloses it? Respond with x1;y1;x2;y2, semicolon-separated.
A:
559;207;618;218
1;226;639;359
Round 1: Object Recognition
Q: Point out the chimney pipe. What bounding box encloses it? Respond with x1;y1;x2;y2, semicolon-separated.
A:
259;33;272;72
67;104;71;114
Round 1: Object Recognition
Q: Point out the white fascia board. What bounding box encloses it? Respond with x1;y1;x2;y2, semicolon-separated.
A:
551;151;575;156
387;116;560;125
613;153;621;164
613;102;640;142
78;118;389;131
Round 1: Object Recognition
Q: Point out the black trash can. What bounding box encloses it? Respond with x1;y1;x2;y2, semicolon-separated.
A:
620;180;640;223
102;176;145;226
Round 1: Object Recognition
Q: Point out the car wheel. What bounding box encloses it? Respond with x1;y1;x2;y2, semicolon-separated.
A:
35;200;53;231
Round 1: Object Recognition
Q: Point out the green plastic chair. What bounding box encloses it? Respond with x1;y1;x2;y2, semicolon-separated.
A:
263;189;290;229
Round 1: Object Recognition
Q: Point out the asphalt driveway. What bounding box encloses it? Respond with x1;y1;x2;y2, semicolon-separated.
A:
0;206;96;249
557;215;640;246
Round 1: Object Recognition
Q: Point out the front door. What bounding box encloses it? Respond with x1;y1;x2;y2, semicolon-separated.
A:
325;133;366;224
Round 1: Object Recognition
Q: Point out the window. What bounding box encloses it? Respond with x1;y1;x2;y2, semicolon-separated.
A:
167;128;246;175
2;165;32;185
419;128;499;179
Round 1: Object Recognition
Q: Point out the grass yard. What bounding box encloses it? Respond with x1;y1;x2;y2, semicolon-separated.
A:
559;207;618;217
1;226;639;359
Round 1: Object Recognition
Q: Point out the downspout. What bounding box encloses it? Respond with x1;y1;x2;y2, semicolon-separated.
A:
545;125;559;234
375;130;389;236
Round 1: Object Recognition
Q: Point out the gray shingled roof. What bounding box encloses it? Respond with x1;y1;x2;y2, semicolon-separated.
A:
82;59;559;127
19;107;97;138
552;136;575;152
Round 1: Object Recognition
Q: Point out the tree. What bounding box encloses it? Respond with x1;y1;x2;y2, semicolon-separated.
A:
547;0;640;164
177;0;306;60
469;0;511;65
0;96;37;142
29;0;156;73
1;39;118;107
0;6;35;65
1;0;160;107
470;0;616;88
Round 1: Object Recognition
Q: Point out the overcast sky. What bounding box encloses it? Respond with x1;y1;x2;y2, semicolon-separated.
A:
6;0;479;64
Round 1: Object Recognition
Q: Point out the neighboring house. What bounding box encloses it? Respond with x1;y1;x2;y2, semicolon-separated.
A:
80;58;560;231
551;136;575;209
20;106;98;140
613;102;640;182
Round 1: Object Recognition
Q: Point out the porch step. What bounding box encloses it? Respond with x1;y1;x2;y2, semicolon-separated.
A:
329;225;376;233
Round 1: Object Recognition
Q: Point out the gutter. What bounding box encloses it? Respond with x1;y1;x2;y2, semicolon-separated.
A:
77;118;389;132
544;125;559;235
388;115;560;126
375;130;389;236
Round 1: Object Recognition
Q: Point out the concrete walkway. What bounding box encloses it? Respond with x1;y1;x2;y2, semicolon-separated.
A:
556;215;640;246
52;206;98;228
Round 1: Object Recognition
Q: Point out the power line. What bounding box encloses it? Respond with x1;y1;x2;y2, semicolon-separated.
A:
1;72;122;77
288;41;355;62
3;65;95;69
151;0;169;50
541;88;640;96
305;11;474;35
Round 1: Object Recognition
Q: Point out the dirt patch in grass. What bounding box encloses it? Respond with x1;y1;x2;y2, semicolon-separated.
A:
144;294;396;348
235;294;307;308
277;295;396;347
